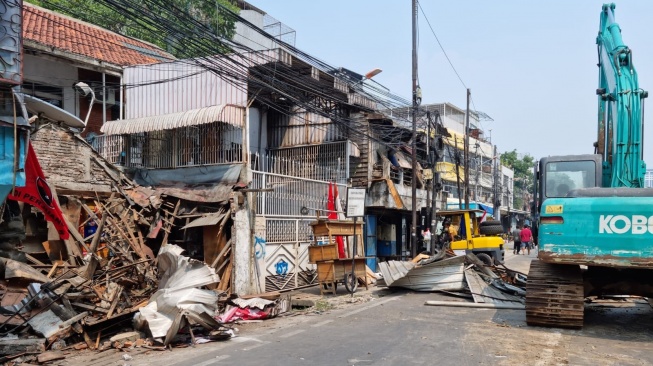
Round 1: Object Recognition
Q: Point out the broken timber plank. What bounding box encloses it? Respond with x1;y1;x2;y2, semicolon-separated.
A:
106;285;124;319
88;208;108;254
211;239;232;268
0;338;46;355
71;302;109;314
64;217;91;257
161;199;181;247
217;262;232;292
1;257;50;283
25;254;45;266
105;216;146;260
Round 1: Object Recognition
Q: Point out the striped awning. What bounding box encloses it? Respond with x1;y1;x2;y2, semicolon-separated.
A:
101;104;244;135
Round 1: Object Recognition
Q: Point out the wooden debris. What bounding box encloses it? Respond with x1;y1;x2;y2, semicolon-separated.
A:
37;351;65;363
0;338;46;355
0;175;237;358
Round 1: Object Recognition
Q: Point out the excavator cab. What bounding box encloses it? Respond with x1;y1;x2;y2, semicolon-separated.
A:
532;154;602;245
534;154;603;211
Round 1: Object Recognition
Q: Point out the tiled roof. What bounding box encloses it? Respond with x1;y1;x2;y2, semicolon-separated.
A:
23;3;175;66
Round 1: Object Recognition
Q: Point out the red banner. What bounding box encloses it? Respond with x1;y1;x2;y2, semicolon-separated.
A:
8;142;69;240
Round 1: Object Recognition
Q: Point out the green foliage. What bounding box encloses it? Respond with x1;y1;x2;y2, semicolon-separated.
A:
501;150;535;209
27;0;240;58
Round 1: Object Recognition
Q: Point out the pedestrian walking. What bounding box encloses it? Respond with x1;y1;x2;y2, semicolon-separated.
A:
421;227;432;253
520;224;533;255
511;225;522;255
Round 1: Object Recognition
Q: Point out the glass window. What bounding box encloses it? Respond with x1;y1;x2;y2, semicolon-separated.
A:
545;160;596;198
22;81;63;108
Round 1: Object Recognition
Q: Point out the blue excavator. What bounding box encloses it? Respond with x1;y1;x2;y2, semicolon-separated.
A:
527;3;653;328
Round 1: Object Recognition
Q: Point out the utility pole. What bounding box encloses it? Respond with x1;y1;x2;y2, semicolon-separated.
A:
425;110;435;220
454;138;463;209
493;144;500;220
474;143;480;201
410;0;418;258
464;88;471;210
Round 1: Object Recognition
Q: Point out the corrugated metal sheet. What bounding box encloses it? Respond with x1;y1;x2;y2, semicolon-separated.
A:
123;50;281;119
464;268;523;305
101;105;244;135
348;93;377;110
268;110;346;147
377;255;466;291
181;211;228;229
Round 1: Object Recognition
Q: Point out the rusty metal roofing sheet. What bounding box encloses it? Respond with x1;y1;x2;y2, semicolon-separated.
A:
153;183;233;203
464;268;524;305
101;104;244;135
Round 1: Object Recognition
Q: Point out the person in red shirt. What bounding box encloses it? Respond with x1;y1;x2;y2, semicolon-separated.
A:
520;224;533;255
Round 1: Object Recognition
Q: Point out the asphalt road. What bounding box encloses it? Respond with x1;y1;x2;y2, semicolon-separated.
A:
67;250;653;366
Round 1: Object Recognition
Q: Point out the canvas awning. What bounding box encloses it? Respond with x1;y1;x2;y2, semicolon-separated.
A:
101;104;244;135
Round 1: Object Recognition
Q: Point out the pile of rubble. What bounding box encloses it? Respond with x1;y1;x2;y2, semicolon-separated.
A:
0;183;243;364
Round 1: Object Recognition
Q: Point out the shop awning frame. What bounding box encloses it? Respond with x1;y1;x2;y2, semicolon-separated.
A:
101;104;244;135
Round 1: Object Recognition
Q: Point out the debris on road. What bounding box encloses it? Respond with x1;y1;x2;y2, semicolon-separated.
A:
217;294;289;323
377;252;527;307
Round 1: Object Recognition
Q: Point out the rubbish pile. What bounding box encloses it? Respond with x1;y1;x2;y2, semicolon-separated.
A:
377;252;527;309
0;184;238;364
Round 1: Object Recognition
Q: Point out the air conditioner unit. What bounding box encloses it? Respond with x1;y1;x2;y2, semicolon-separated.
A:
89;82;117;106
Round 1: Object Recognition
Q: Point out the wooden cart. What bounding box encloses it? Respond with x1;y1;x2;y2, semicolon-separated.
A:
308;219;366;295
316;258;368;295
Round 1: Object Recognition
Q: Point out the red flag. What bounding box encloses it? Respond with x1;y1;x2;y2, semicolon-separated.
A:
332;184;346;258
8;142;69;240
327;182;336;220
480;210;487;223
326;183;345;258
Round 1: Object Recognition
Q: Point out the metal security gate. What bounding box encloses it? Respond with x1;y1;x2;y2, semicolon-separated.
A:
251;170;347;292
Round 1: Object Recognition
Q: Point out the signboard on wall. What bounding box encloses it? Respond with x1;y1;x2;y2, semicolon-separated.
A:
0;0;23;85
346;188;366;218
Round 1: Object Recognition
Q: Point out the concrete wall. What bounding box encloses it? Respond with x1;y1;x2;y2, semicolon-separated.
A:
23;54;77;115
233;10;276;51
232;192;255;295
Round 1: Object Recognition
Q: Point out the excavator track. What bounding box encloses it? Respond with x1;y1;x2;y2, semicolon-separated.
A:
525;261;585;329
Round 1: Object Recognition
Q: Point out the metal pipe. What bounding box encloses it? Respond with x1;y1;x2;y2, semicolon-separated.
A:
641;96;645;161
603;99;609;161
119;75;123;120
102;72;106;125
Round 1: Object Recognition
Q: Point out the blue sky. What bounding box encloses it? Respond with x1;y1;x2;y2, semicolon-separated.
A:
250;1;653;165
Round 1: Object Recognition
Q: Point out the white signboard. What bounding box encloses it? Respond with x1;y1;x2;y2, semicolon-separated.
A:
346;188;366;217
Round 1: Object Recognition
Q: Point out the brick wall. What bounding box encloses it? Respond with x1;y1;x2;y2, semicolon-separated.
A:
31;124;117;187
